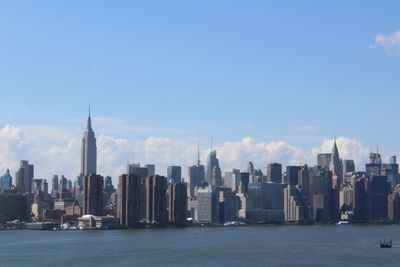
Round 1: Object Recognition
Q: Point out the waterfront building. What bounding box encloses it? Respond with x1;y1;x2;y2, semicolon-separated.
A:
246;183;284;223
196;186;219;224
367;175;390;221
284;186;312;223
145;175;168;226
118;174;142;228
83;174;104;216
168;183;188;226
218;187;238;223
388;186;400;222
352;177;369;222
309;166;333;222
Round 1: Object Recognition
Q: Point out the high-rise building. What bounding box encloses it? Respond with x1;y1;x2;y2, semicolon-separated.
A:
388;187;400;222
167;166;182;184
59;175;69;199
286;166;301;186
81;108;97;176
196;186;219;224
145;175;168;226
247;162;257;184
52;175;59;196
298;165;310;199
83;174;104;216
218;187;237;223
367;175;390;221
118;174;142;228
168;183;188;226
317;154;332;169
330;140;343;189
145;164;156;176
309;166;333;222
352;177;369;223
245;183;284;223
188;151;205;198
205;150;221;186
343;160;355;174
267;163;282;184
224;169;241;192
0;170;12;192
43;180;49;194
15;160;34;194
284;186;312;223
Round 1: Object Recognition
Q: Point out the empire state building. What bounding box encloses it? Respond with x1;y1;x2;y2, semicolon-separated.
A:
81;108;97;176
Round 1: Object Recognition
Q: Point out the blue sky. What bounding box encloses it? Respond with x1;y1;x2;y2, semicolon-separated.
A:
0;1;400;180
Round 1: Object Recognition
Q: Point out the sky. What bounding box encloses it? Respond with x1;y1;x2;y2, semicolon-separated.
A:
0;1;400;184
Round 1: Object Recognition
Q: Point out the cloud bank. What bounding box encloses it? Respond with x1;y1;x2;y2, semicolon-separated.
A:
0;125;386;186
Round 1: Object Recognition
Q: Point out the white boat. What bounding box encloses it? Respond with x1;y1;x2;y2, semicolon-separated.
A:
337;221;350;225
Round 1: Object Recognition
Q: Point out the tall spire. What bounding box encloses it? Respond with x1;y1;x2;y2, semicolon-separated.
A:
87;106;93;131
197;142;201;167
211;136;213;153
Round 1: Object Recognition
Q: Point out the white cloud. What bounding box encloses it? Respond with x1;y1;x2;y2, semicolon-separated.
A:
373;29;400;55
0;125;381;187
312;137;370;170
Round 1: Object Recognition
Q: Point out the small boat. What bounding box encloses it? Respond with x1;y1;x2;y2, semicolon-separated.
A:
337;221;350;226
380;239;392;248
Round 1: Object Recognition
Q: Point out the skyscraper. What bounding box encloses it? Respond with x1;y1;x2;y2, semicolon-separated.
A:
145;175;168;226
83;174;104;216
168;183;188;226
0;170;12;193
118;174;142;228
52;175;59;196
330;140;343;189
205;150;221;186
317;154;332;169
167;166;182;184
15;160;34;194
267;163;282;184
81;108;97;176
188;148;205;197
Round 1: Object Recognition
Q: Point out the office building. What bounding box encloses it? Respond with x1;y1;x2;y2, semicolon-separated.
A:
145;164;156;176
317;153;331;169
145;175;168;226
196;186;219;224
83;174;104;216
205;150;222;186
118;174;142;228
81;108;97;176
168;183;188;226
167;166;182;184
286;166;301;186
330;140;343;189
0;170;12;192
15;160;34;194
267;163;282;184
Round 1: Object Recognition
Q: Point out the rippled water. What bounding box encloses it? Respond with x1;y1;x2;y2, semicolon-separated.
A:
1;225;400;266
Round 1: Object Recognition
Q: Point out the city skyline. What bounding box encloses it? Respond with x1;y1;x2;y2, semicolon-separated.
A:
0;112;397;186
1;1;400;184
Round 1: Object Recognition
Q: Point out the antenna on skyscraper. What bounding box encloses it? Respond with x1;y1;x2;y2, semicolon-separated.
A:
211;136;213;153
197;142;201;167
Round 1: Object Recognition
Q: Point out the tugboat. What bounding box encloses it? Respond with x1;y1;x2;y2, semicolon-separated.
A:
380;239;393;248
